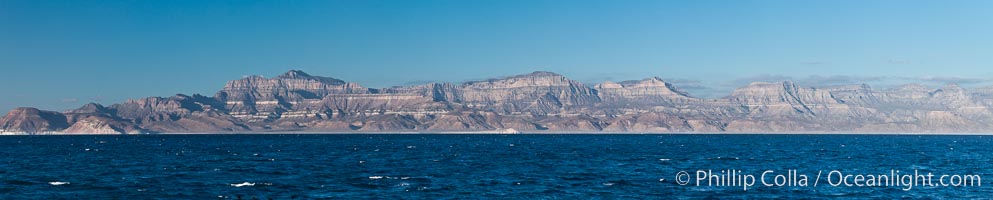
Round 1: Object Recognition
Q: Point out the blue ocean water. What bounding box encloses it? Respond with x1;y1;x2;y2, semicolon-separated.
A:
0;134;990;199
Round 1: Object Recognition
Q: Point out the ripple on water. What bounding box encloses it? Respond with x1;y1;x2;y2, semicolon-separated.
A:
0;134;988;199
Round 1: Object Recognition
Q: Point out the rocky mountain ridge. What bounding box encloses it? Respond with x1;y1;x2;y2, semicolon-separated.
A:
3;70;993;134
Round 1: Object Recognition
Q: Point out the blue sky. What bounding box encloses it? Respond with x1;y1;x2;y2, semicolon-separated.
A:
2;0;992;112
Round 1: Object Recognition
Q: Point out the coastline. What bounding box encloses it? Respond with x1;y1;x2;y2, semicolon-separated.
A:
5;130;993;136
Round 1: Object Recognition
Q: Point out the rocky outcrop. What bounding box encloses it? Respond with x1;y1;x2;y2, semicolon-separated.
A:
62;103;145;134
595;77;694;106
458;71;600;115
0;108;70;134
4;70;993;134
215;70;368;117
63;115;140;134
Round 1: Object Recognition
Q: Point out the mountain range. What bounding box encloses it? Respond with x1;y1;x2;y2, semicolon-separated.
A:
4;70;993;134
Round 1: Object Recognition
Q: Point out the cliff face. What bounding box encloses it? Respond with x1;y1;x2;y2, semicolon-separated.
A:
0;108;69;134
595;77;694;106
458;71;600;115
215;70;369;117
4;70;993;134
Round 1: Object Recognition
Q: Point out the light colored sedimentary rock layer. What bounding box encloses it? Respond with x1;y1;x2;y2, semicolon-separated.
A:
5;70;993;134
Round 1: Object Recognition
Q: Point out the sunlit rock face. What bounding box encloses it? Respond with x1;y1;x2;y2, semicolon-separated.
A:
595;77;694;106
215;70;369;117
5;70;993;134
62;103;145;134
457;71;600;115
0;108;69;134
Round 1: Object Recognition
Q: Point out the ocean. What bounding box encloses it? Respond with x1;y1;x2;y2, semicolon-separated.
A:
0;134;989;199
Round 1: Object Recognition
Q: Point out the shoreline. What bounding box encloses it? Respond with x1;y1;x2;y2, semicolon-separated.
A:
5;131;993;136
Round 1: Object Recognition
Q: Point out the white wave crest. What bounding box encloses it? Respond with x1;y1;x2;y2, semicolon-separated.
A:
230;182;255;187
49;182;70;186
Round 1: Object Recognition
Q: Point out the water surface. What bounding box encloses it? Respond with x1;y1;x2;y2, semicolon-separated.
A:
0;134;990;199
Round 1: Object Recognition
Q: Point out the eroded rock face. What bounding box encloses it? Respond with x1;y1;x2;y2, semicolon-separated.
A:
215;70;368;116
5;70;993;134
458;71;600;114
595;77;694;106
63;115;141;134
0;108;70;134
63;103;145;134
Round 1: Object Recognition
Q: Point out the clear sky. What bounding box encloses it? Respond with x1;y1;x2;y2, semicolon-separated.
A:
2;0;992;112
